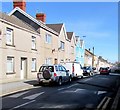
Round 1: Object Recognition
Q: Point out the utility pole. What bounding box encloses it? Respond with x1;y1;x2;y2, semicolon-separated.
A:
92;47;94;67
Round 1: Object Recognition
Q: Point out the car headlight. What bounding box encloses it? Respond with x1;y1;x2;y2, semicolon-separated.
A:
87;70;90;72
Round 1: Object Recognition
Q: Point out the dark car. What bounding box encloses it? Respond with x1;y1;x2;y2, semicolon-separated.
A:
83;66;94;76
99;67;109;75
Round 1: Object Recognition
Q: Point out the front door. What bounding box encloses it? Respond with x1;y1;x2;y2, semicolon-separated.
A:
21;58;27;80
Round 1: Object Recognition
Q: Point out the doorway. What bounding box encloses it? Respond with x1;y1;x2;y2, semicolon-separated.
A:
21;58;27;80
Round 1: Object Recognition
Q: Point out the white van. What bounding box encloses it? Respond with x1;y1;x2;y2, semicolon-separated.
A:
60;62;83;79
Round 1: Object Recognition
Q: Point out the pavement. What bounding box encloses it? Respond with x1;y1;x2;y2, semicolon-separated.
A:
0;79;38;97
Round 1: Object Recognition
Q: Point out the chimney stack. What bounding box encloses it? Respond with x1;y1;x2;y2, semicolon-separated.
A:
36;13;46;23
13;0;26;11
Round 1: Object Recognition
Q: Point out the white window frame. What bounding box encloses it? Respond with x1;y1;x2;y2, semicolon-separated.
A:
71;46;74;54
60;41;65;50
45;34;52;44
32;36;36;50
7;56;14;73
6;28;14;45
31;58;36;72
45;58;52;65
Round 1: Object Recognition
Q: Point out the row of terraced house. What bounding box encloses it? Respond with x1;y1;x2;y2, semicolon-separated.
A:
0;1;85;83
0;1;111;83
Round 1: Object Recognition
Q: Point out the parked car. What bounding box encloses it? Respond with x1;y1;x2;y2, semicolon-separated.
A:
83;66;94;76
60;61;83;79
37;64;71;85
99;67;109;75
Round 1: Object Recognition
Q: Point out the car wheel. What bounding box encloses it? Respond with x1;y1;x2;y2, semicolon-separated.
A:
39;81;43;86
58;78;62;86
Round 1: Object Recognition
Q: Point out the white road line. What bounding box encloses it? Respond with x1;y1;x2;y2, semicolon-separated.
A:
9;91;28;98
9;100;35;110
67;84;78;89
58;88;66;91
58;84;78;91
23;92;45;100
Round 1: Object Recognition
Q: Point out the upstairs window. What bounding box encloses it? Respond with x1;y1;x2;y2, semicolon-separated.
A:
60;41;65;50
45;34;52;44
71;46;74;54
32;36;36;50
6;28;14;45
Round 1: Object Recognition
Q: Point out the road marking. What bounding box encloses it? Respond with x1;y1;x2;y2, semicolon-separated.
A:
97;91;107;95
67;84;78;89
9;100;35;110
23;92;44;100
58;88;66;91
97;97;111;109
58;84;78;91
83;78;93;82
8;91;28;98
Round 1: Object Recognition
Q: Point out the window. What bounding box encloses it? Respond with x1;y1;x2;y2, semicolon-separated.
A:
71;46;74;54
62;66;66;72
45;34;52;44
7;56;14;73
45;58;52;64
32;58;36;71
55;66;58;71
80;40;84;49
60;41;65;50
32;36;36;50
58;66;63;71
6;28;14;45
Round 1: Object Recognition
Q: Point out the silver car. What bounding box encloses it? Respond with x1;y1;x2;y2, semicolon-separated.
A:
37;64;71;85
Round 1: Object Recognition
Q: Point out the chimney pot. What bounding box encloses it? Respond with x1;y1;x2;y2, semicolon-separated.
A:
36;13;46;23
13;0;26;11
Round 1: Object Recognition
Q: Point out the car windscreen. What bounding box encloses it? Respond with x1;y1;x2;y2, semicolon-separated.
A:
39;66;54;72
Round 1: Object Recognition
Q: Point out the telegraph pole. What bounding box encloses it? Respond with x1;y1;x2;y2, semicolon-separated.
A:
92;47;94;67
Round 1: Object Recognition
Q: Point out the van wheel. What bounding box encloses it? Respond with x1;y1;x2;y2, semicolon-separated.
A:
58;78;62;86
81;76;83;79
69;76;72;82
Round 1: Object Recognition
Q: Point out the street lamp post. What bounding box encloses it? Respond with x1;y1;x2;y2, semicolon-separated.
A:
92;47;94;67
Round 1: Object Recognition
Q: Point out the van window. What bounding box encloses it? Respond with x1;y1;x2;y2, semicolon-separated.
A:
62;66;66;72
55;66;58;71
58;66;63;71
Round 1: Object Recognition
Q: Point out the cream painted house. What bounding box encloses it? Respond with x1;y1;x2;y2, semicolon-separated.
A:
0;6;76;83
0;7;59;83
84;49;93;67
46;24;76;63
66;32;76;61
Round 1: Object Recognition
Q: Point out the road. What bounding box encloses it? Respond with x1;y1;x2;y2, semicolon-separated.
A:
2;74;120;110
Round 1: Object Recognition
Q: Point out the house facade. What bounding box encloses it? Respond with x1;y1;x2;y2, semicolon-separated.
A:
84;49;93;67
46;24;76;63
0;1;76;83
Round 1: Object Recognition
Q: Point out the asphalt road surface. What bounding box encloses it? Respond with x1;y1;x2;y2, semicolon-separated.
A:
2;73;120;110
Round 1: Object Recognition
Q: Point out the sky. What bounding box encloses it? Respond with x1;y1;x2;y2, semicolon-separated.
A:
1;1;119;63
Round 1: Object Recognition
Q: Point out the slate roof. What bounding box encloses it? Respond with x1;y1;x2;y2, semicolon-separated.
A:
0;12;39;34
46;23;63;34
67;32;73;41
